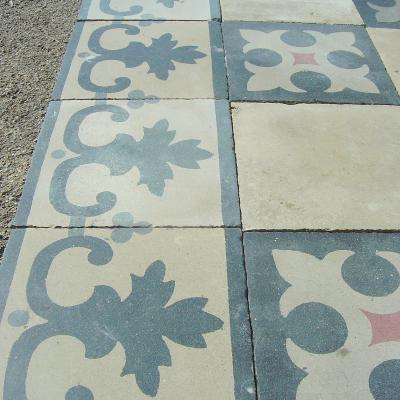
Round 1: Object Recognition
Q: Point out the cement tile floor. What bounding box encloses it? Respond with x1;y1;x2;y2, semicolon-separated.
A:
1;0;400;399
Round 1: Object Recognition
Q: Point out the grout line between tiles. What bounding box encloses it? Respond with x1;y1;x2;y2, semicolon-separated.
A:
219;12;260;399
76;18;222;22
75;18;366;27
11;226;400;233
243;228;400;233
10;225;240;229
51;98;400;106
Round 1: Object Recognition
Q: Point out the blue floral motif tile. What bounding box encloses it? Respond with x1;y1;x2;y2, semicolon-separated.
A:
53;21;227;99
79;0;221;21
353;0;400;28
223;22;399;104
244;232;400;400
0;228;255;399
13;100;240;228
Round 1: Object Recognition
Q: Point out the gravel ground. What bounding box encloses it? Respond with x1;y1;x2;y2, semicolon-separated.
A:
0;0;80;260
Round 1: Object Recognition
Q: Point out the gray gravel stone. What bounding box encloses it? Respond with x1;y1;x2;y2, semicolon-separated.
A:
0;0;80;259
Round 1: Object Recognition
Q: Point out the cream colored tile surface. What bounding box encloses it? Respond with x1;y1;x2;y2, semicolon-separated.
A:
232;102;400;230
0;228;236;399
220;0;363;24
368;28;400;93
57;21;220;99
81;0;216;20
23;100;233;227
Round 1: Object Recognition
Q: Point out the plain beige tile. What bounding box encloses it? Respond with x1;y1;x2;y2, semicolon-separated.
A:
221;0;363;24
368;28;400;93
232;102;400;230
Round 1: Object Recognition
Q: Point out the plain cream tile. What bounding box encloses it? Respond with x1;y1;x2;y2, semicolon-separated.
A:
221;0;363;24
232;102;400;230
368;28;400;93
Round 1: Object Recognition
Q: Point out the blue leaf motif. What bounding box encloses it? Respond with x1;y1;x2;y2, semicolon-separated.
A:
146;33;207;80
79;26;207;93
49;104;213;218
135;119;213;196
5;237;224;399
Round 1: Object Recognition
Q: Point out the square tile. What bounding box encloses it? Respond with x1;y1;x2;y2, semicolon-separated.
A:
368;28;400;93
223;22;399;104
14;100;240;228
0;227;255;399
79;0;221;20
232;102;400;230
53;21;227;99
220;0;363;24
354;0;400;28
244;231;400;400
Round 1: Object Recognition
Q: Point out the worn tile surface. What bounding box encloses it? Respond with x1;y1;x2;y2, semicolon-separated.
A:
354;0;400;28
232;102;400;230
79;0;221;20
244;231;400;400
220;0;363;24
14;100;239;228
0;228;254;399
53;21;226;99
368;28;400;93
223;22;399;104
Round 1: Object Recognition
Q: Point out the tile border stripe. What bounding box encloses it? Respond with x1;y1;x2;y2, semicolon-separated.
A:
14;102;61;226
209;21;229;99
225;228;256;400
52;22;84;100
216;100;241;226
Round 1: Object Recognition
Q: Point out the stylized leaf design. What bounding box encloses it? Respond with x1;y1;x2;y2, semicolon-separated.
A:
73;260;223;396
147;33;206;80
7;236;223;399
135;119;212;196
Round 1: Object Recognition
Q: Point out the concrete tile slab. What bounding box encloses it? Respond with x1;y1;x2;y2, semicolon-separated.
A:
79;0;221;20
354;0;400;28
0;227;255;399
232;102;400;230
53;21;227;99
220;0;363;24
244;231;400;400
223;22;399;104
14;100;240;228
368;28;400;93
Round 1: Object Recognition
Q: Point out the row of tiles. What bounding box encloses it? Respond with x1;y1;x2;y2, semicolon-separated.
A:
54;21;400;103
1;227;399;399
78;0;400;29
13;99;400;230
